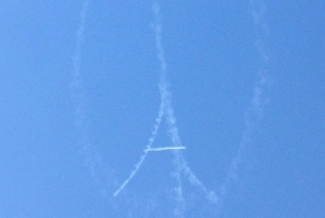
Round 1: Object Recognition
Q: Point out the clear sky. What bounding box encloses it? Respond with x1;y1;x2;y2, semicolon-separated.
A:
1;1;324;217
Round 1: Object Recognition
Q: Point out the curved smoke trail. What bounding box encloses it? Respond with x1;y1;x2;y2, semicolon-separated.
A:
113;5;219;215
218;0;272;209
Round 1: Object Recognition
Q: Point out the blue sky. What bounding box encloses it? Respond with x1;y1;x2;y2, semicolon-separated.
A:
1;1;324;217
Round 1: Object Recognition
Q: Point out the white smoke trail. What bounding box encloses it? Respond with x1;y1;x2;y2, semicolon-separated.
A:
152;3;219;216
145;146;186;152
114;4;219;213
219;0;271;203
114;90;184;197
113;101;164;197
71;0;88;102
151;3;186;216
71;0;95;175
72;1;88;80
70;1;107;189
113;99;186;197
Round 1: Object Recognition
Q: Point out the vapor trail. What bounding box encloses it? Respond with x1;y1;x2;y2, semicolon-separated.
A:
71;0;94;173
145;146;186;152
114;95;187;196
152;3;219;216
114;3;218;211
113;151;147;197
113;99;186;197
113;100;164;197
70;1;106;188
72;1;88;80
219;0;271;201
151;4;185;216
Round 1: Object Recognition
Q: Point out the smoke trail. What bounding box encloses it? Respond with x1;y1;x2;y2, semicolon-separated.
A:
145;146;186;152
113;96;186;196
71;0;94;175
71;0;88;99
152;3;219;216
70;1;108;190
113;94;165;197
114;4;219;215
151;4;185;216
72;1;88;79
219;0;271;203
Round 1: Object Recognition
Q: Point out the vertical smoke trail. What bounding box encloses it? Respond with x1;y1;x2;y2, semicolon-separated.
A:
71;0;92;174
70;1;105;188
151;4;185;216
72;0;88;80
114;3;218;214
152;3;219;216
219;0;271;204
113;3;182;198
